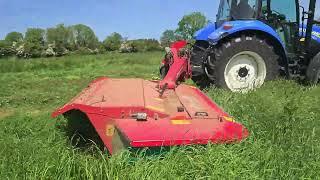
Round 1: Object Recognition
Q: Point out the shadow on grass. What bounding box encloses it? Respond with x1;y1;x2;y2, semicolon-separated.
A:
54;110;208;159
54;110;179;158
55;110;107;154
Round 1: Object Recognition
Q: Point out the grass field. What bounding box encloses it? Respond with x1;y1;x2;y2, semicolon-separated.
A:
0;52;320;179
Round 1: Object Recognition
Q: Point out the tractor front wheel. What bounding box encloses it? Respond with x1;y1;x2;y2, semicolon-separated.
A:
207;35;279;92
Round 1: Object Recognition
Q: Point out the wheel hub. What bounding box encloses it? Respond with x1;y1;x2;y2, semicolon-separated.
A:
238;67;249;78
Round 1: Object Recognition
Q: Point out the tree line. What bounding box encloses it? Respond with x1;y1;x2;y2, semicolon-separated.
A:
0;24;162;59
0;12;208;59
1;24;101;58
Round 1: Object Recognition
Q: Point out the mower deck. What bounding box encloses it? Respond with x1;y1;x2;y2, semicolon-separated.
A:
52;77;248;154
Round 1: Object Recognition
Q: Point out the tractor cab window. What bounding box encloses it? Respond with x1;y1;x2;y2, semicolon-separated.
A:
230;0;257;19
216;0;259;27
261;0;268;14
269;0;297;22
316;4;320;22
217;0;231;21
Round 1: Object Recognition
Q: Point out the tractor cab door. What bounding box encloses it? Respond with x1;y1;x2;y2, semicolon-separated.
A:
262;0;300;54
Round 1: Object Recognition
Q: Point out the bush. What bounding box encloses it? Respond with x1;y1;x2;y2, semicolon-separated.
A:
0;40;15;58
119;41;136;53
23;28;45;58
103;32;123;51
23;41;43;58
46;24;73;56
74;47;99;55
130;39;161;52
119;39;161;53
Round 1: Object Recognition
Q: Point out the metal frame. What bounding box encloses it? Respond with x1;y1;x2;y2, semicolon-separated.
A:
304;0;317;60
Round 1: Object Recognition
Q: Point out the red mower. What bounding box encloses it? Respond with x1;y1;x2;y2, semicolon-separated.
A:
52;41;249;154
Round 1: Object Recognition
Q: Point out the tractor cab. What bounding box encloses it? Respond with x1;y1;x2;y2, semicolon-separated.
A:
216;0;300;53
216;0;261;27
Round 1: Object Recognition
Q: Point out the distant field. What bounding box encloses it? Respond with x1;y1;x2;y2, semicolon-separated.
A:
0;52;320;179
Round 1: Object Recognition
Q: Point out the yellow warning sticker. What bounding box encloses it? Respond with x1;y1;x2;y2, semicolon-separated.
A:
106;125;115;137
154;98;164;102
224;116;235;122
146;105;165;112
171;120;192;125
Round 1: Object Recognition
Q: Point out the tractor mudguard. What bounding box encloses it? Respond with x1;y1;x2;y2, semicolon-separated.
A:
207;20;285;49
194;23;216;41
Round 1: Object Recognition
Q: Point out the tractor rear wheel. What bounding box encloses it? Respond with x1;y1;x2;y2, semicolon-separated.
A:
306;52;320;84
207;35;279;92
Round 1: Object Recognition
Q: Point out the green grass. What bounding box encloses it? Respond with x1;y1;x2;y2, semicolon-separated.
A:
0;52;319;179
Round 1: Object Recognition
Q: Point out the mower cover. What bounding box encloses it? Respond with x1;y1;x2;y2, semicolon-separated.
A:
52;41;249;154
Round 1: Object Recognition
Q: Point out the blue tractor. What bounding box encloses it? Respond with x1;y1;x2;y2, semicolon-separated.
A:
191;0;320;91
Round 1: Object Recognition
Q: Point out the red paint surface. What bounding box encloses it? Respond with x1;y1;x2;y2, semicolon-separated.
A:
52;78;249;154
52;41;249;154
159;41;191;89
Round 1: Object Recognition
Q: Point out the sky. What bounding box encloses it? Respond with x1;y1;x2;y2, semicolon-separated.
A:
0;0;318;41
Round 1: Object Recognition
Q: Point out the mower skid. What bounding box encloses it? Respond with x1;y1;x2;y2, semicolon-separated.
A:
53;77;249;154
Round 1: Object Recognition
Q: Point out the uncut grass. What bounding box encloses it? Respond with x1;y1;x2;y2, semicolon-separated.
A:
0;52;320;179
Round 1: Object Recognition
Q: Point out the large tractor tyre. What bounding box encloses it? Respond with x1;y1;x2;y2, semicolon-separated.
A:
306;52;320;84
309;40;320;60
207;35;279;92
190;41;211;89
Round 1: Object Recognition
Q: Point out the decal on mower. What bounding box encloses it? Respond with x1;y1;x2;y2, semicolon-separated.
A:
106;124;115;137
171;120;192;125
146;105;165;113
154;98;164;102
224;116;235;122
